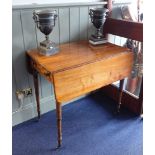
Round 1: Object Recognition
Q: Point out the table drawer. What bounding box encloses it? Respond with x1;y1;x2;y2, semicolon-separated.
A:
53;52;133;103
32;61;51;82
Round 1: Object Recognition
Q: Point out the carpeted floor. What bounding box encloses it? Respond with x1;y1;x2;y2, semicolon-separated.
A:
12;92;143;155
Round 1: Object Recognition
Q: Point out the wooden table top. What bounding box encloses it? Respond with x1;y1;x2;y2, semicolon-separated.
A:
27;41;131;74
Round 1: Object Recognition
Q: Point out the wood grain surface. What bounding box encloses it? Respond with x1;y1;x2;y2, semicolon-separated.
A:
103;18;143;42
27;41;133;103
27;41;132;73
53;50;133;102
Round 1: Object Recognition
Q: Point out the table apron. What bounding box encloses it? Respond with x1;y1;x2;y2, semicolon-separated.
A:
53;52;133;103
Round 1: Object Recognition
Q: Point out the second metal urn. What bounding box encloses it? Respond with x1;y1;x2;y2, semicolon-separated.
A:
89;8;109;45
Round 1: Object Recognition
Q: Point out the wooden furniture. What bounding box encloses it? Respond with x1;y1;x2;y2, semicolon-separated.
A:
102;18;143;114
27;39;133;147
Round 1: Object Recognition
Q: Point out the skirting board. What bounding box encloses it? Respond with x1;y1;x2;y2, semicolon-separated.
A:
12;94;88;126
12;95;55;126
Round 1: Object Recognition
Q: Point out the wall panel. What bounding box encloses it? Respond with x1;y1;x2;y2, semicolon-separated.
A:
69;7;80;42
79;7;89;40
59;8;70;43
12;68;19;112
12;4;104;125
12;11;31;106
21;10;39;102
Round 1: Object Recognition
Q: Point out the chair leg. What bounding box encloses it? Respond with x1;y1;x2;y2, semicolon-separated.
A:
117;79;125;113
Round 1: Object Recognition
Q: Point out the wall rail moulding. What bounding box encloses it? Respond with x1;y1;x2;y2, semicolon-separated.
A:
12;2;107;10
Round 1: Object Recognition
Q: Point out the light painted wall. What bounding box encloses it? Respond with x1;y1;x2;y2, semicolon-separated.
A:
12;0;131;126
13;0;102;5
12;2;105;126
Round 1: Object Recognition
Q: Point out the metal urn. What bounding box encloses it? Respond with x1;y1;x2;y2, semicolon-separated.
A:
33;10;59;56
89;8;109;45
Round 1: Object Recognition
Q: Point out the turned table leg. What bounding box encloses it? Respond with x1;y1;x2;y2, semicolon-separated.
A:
56;102;62;148
117;79;124;113
139;77;143;116
32;68;41;120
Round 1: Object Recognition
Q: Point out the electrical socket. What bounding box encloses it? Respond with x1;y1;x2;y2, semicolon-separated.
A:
22;88;32;97
16;88;32;98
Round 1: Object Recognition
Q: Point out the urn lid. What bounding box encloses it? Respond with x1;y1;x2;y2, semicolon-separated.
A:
33;9;57;18
90;8;109;14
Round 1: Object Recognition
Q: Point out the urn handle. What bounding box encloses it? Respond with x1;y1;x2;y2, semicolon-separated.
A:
33;11;40;28
89;9;94;17
89;9;94;23
54;14;57;19
33;11;38;22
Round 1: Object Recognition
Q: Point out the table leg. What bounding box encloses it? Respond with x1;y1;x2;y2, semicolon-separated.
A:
56;102;62;148
117;79;124;113
32;69;41;120
139;77;143;116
